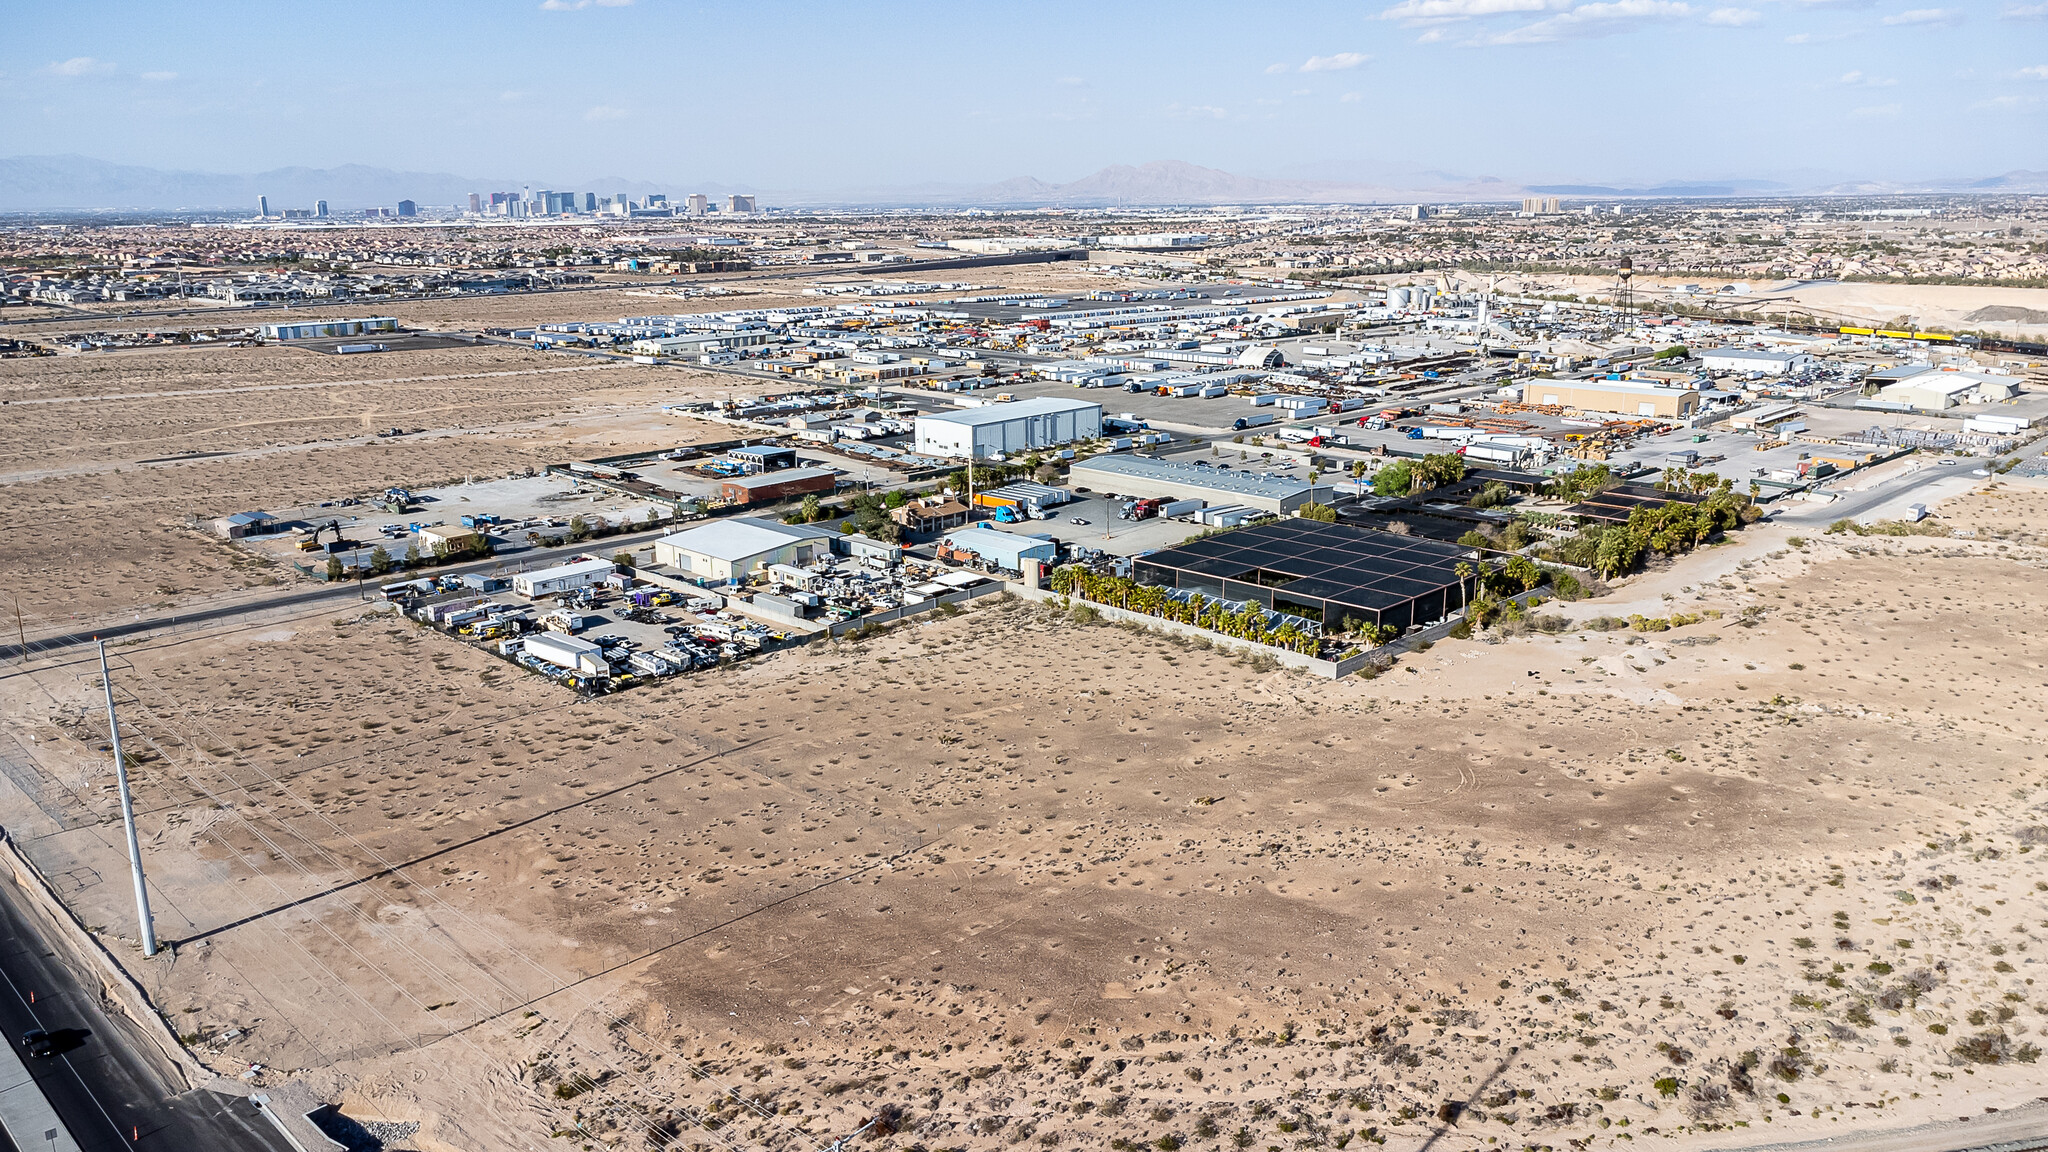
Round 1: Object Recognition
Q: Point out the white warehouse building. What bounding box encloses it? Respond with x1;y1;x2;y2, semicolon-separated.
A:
513;557;617;598
913;397;1103;459
1699;348;1813;376
652;517;835;582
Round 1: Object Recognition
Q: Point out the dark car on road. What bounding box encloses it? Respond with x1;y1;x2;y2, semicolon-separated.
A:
21;1029;55;1058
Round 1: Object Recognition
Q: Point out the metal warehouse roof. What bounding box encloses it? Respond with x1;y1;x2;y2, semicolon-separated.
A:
917;397;1101;427
1703;348;1799;361
941;527;1058;560
720;467;838;490
1071;454;1313;500
657;517;832;562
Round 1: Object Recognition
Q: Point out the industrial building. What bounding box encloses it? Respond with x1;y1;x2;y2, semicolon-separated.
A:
1518;379;1700;420
1699;348;1812;376
213;510;276;539
718;467;838;505
523;633;608;677
728;446;798;472
940;527;1059;573
890;496;973;534
913;397;1102;459
653;518;834;581
1131;520;1477;635
260;317;399;341
513;557;617;598
1873;366;2022;411
416;525;484;555
1068;455;1333;515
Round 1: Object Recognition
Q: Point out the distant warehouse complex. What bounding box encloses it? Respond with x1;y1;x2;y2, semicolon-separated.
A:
260;317;398;341
913;397;1102;459
1069;455;1334;515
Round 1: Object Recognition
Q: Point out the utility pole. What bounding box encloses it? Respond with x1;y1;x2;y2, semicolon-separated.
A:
96;641;156;957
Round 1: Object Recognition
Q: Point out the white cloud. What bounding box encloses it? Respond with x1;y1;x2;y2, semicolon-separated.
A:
1487;0;1693;43
1301;51;1371;71
1341;91;1364;101
583;104;629;121
1165;103;1230;119
1417;27;1450;39
139;70;178;82
1055;75;1085;86
541;0;630;9
1379;0;1549;21
1881;6;1959;23
1970;93;2037;109
1836;69;1896;85
1706;6;1761;23
500;90;524;102
2018;64;2048;78
2000;2;2047;15
1265;62;1291;73
47;57;115;76
1850;101;1902;116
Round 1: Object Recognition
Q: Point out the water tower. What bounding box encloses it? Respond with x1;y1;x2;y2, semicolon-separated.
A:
1614;256;1635;315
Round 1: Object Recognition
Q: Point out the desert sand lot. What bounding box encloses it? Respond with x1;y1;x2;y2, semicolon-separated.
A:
0;340;780;616
2;479;2044;1152
3;279;2045;1152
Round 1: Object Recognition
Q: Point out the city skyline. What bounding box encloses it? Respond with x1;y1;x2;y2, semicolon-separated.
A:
6;0;2045;196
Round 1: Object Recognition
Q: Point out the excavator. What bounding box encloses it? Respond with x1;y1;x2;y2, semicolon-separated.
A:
295;519;345;552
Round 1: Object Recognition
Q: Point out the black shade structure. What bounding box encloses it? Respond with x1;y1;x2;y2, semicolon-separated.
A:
1565;482;1708;524
1132;520;1478;633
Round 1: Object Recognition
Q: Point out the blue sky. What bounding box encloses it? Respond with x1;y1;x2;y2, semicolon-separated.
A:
4;0;2044;190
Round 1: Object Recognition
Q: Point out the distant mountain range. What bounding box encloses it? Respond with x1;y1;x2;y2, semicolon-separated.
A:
2;154;2045;213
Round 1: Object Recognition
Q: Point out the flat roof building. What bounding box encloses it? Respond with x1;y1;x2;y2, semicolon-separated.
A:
653;518;834;582
1132;519;1477;635
1519;379;1699;420
1068;455;1332;514
1699;348;1812;376
913;397;1102;459
513;557;617;598
260;317;398;341
718;467;838;506
940;527;1059;573
1875;367;2021;411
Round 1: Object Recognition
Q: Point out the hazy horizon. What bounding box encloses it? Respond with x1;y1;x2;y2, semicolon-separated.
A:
6;0;2046;194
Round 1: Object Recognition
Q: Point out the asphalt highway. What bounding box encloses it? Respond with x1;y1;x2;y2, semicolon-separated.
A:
0;868;289;1151
0;525;681;664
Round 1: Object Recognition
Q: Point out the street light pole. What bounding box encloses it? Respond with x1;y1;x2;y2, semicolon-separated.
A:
96;641;156;957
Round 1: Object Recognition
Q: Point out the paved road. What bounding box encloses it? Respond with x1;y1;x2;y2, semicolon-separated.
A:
0;868;289;1151
1788;461;1971;525
0;524;694;663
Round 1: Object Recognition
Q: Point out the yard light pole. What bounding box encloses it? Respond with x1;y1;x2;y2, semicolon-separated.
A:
96;641;156;957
